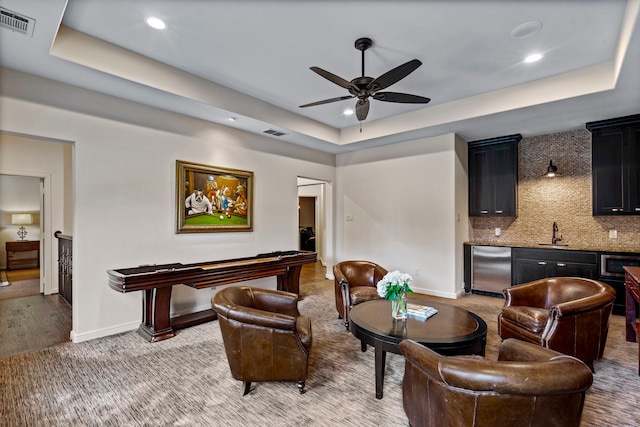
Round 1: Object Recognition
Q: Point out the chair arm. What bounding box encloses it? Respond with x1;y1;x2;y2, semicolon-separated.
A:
550;293;615;317
399;339;446;377
225;306;298;331
333;267;352;310
333;266;349;288
503;279;550;308
296;316;312;352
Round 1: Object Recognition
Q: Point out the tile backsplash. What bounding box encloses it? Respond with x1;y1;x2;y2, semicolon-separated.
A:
470;128;640;251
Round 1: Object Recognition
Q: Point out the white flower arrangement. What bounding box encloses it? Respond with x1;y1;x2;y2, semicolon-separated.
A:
376;270;413;300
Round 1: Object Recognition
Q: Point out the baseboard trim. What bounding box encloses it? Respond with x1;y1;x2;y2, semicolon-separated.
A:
71;320;139;343
411;286;458;300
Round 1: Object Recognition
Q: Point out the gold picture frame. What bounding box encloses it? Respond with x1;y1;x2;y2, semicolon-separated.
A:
176;160;253;233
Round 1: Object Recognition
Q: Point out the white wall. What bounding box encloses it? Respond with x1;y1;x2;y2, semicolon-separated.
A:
1;87;335;342
335;133;468;298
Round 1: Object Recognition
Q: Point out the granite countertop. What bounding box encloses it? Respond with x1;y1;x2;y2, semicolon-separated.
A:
465;241;640;254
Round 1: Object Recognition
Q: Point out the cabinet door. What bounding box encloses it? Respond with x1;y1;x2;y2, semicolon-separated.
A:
512;259;553;285
592;127;625;215
491;142;517;216
554;262;598;279
469;138;518;217
628;124;640;213
469;147;492;215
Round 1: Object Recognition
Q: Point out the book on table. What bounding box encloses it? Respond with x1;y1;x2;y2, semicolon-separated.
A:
406;303;438;320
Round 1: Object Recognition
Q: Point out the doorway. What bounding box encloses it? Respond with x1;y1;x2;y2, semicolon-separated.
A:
297;177;332;271
0;132;73;358
0;174;42;298
298;196;316;252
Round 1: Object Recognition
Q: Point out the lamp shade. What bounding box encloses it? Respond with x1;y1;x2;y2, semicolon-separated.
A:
11;213;33;225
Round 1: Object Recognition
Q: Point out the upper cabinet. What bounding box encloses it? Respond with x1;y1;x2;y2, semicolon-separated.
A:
587;114;640;216
468;134;521;217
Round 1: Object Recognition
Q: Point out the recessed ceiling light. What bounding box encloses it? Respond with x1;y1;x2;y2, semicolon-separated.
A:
343;109;354;116
524;53;543;63
146;17;166;30
511;21;542;39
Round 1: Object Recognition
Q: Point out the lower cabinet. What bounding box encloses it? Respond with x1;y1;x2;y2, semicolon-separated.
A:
464;244;630;315
511;248;598;285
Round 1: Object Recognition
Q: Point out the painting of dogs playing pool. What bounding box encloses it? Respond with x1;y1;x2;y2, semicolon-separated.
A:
176;160;253;233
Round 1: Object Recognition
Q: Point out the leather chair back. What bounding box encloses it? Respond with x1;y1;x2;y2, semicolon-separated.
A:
400;338;593;427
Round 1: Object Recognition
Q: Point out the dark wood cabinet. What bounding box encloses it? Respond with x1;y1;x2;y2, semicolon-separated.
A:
468;134;521;217
5;240;39;270
587;114;640;216
512;248;598;285
55;231;72;306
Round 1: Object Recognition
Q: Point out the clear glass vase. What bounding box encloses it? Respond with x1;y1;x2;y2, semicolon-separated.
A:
391;292;407;320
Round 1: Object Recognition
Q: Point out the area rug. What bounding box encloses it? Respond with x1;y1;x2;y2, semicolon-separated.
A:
0;279;638;426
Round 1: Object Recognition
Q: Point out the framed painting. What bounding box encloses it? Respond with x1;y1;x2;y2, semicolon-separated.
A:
176;160;253;233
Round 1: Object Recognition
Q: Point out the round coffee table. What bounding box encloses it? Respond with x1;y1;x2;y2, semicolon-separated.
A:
349;298;487;399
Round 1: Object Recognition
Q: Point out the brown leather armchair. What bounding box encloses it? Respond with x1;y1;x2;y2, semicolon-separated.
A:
333;260;388;330
400;338;593;427
498;277;616;371
211;286;312;395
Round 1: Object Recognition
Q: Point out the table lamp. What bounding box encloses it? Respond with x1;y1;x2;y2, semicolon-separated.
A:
12;213;33;240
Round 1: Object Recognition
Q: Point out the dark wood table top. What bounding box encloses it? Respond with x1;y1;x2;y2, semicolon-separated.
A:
349;298;487;354
625;266;640;284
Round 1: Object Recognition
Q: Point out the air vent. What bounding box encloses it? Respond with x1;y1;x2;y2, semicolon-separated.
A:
0;7;35;37
262;129;287;137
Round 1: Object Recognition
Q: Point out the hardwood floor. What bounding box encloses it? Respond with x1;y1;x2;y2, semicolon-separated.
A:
0;268;41;301
300;260;328;284
0;268;72;359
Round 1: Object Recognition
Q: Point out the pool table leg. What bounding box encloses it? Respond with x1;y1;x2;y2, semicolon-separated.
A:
137;286;176;342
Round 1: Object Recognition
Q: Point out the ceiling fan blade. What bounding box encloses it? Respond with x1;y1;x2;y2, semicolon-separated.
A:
299;95;355;108
355;98;370;121
373;92;431;104
310;66;356;91
367;59;422;92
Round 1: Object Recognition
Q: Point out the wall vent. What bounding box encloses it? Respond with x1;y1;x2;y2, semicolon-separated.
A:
0;7;36;37
262;129;287;137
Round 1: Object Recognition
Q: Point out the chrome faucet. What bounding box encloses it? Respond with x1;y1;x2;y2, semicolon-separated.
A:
552;222;563;245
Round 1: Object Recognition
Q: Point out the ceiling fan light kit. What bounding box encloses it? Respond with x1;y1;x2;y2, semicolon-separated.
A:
299;37;431;122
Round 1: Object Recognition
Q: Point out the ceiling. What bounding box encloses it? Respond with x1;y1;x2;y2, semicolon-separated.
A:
1;0;639;154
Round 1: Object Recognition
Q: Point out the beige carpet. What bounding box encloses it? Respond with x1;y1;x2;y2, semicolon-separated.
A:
0;279;638;426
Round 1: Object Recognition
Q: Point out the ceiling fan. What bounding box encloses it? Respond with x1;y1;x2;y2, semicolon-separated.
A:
299;37;431;122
